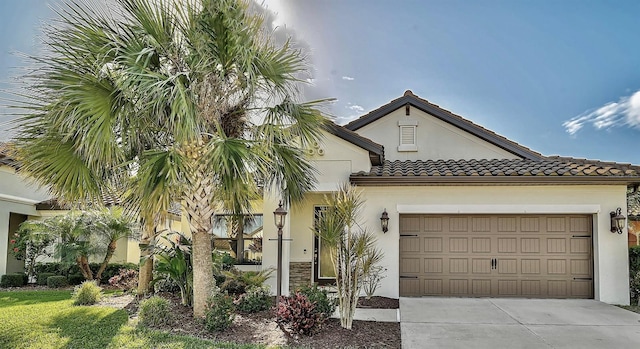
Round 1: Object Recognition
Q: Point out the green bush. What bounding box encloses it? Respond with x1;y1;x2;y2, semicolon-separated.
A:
298;284;337;320
47;275;68;288
139;296;172;327
204;292;235;332
0;274;26;288
152;274;180;293
234;286;272;313
631;271;640;306
220;268;274;295
15;272;28;285
37;272;56;286
630;246;640;275
72;281;103;305
35;262;138;283
67;274;85;286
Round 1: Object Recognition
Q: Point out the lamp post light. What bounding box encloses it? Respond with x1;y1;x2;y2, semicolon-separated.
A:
273;201;287;304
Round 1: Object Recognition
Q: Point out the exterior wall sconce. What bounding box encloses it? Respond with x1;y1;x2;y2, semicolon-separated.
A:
380;209;389;233
610;207;626;234
273;201;287;302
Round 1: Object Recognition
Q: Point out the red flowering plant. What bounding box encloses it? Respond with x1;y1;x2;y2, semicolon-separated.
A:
11;220;56;282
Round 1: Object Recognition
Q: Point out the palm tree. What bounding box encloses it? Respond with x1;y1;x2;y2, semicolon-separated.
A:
12;0;326;317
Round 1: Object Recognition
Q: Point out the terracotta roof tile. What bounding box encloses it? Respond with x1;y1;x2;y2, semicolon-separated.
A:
351;158;640;185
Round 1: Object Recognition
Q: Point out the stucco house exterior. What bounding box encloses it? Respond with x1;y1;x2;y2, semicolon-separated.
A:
3;91;640;306
261;90;640;305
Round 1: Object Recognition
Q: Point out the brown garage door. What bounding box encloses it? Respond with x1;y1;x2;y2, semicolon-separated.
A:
399;214;593;298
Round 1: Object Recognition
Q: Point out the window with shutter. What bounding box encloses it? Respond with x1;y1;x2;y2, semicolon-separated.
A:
398;119;418;151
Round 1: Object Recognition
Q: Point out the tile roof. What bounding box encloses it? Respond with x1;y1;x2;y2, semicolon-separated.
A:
350;158;640;185
344;90;544;161
0;142;19;169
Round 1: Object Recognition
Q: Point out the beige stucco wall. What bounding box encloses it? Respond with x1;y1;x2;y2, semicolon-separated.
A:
309;131;371;191
355;107;520;161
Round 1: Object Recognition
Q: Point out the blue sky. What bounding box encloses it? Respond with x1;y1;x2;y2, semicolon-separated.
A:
2;0;640;164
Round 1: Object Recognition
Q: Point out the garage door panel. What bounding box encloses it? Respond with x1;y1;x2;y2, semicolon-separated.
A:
472;238;491;253
448;238;468;252
472;259;491;274
547;217;566;232
424;237;443;252
449;259;468;273
399;214;593;299
497;259;517;274
400;236;420;252
472;279;491;295
498;238;517;253
400;278;421;296
547;238;567;253
425;279;443;295
570;238;590;253
424;258;443;273
521;259;540;274
400;258;421;274
521;238;541;253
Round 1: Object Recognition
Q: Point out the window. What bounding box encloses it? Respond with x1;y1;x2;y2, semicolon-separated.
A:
398;119;418;151
314;206;336;284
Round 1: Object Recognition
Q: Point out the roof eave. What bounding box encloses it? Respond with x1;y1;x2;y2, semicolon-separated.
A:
349;175;640;186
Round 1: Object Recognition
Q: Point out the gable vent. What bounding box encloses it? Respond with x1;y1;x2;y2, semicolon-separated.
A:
398;119;418;152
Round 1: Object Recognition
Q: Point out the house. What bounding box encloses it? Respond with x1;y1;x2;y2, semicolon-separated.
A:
0;144;147;272
261;90;640;305
0;144;51;276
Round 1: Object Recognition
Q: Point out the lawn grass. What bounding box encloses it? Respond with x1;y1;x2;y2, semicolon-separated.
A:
0;290;266;349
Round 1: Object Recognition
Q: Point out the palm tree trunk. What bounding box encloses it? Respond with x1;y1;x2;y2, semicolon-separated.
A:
137;222;156;295
77;255;93;281
95;240;118;283
235;219;244;264
185;162;216;318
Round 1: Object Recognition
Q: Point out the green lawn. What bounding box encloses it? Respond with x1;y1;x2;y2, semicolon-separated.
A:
0;290;265;349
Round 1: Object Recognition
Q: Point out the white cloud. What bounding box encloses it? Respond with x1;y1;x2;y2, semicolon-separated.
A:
563;90;640;135
347;104;364;112
341;76;355;81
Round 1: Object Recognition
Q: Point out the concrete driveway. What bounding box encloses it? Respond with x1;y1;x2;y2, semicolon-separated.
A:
400;298;640;349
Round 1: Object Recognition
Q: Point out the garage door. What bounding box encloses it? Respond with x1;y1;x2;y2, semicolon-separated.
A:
399;214;593;298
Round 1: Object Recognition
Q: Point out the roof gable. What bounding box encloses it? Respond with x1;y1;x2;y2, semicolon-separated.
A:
344;90;543;161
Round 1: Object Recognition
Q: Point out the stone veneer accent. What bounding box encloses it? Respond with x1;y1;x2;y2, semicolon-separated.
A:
289;262;312;292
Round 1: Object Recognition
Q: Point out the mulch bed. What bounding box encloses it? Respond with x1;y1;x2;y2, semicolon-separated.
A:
115;293;400;348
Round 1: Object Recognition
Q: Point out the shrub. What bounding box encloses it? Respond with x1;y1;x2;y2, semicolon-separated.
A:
234;286;272;313
631;271;640;305
204;291;235;332
220;268;274;295
47;275;68;288
0;274;26;288
362;266;386;300
37;272;56;286
630;246;640;276
108;269;138;291
72;281;103;305
34;262;138;283
152;274;180;293
276;292;324;335
139;296;172;327
67;274;85;286
298;284;336;320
